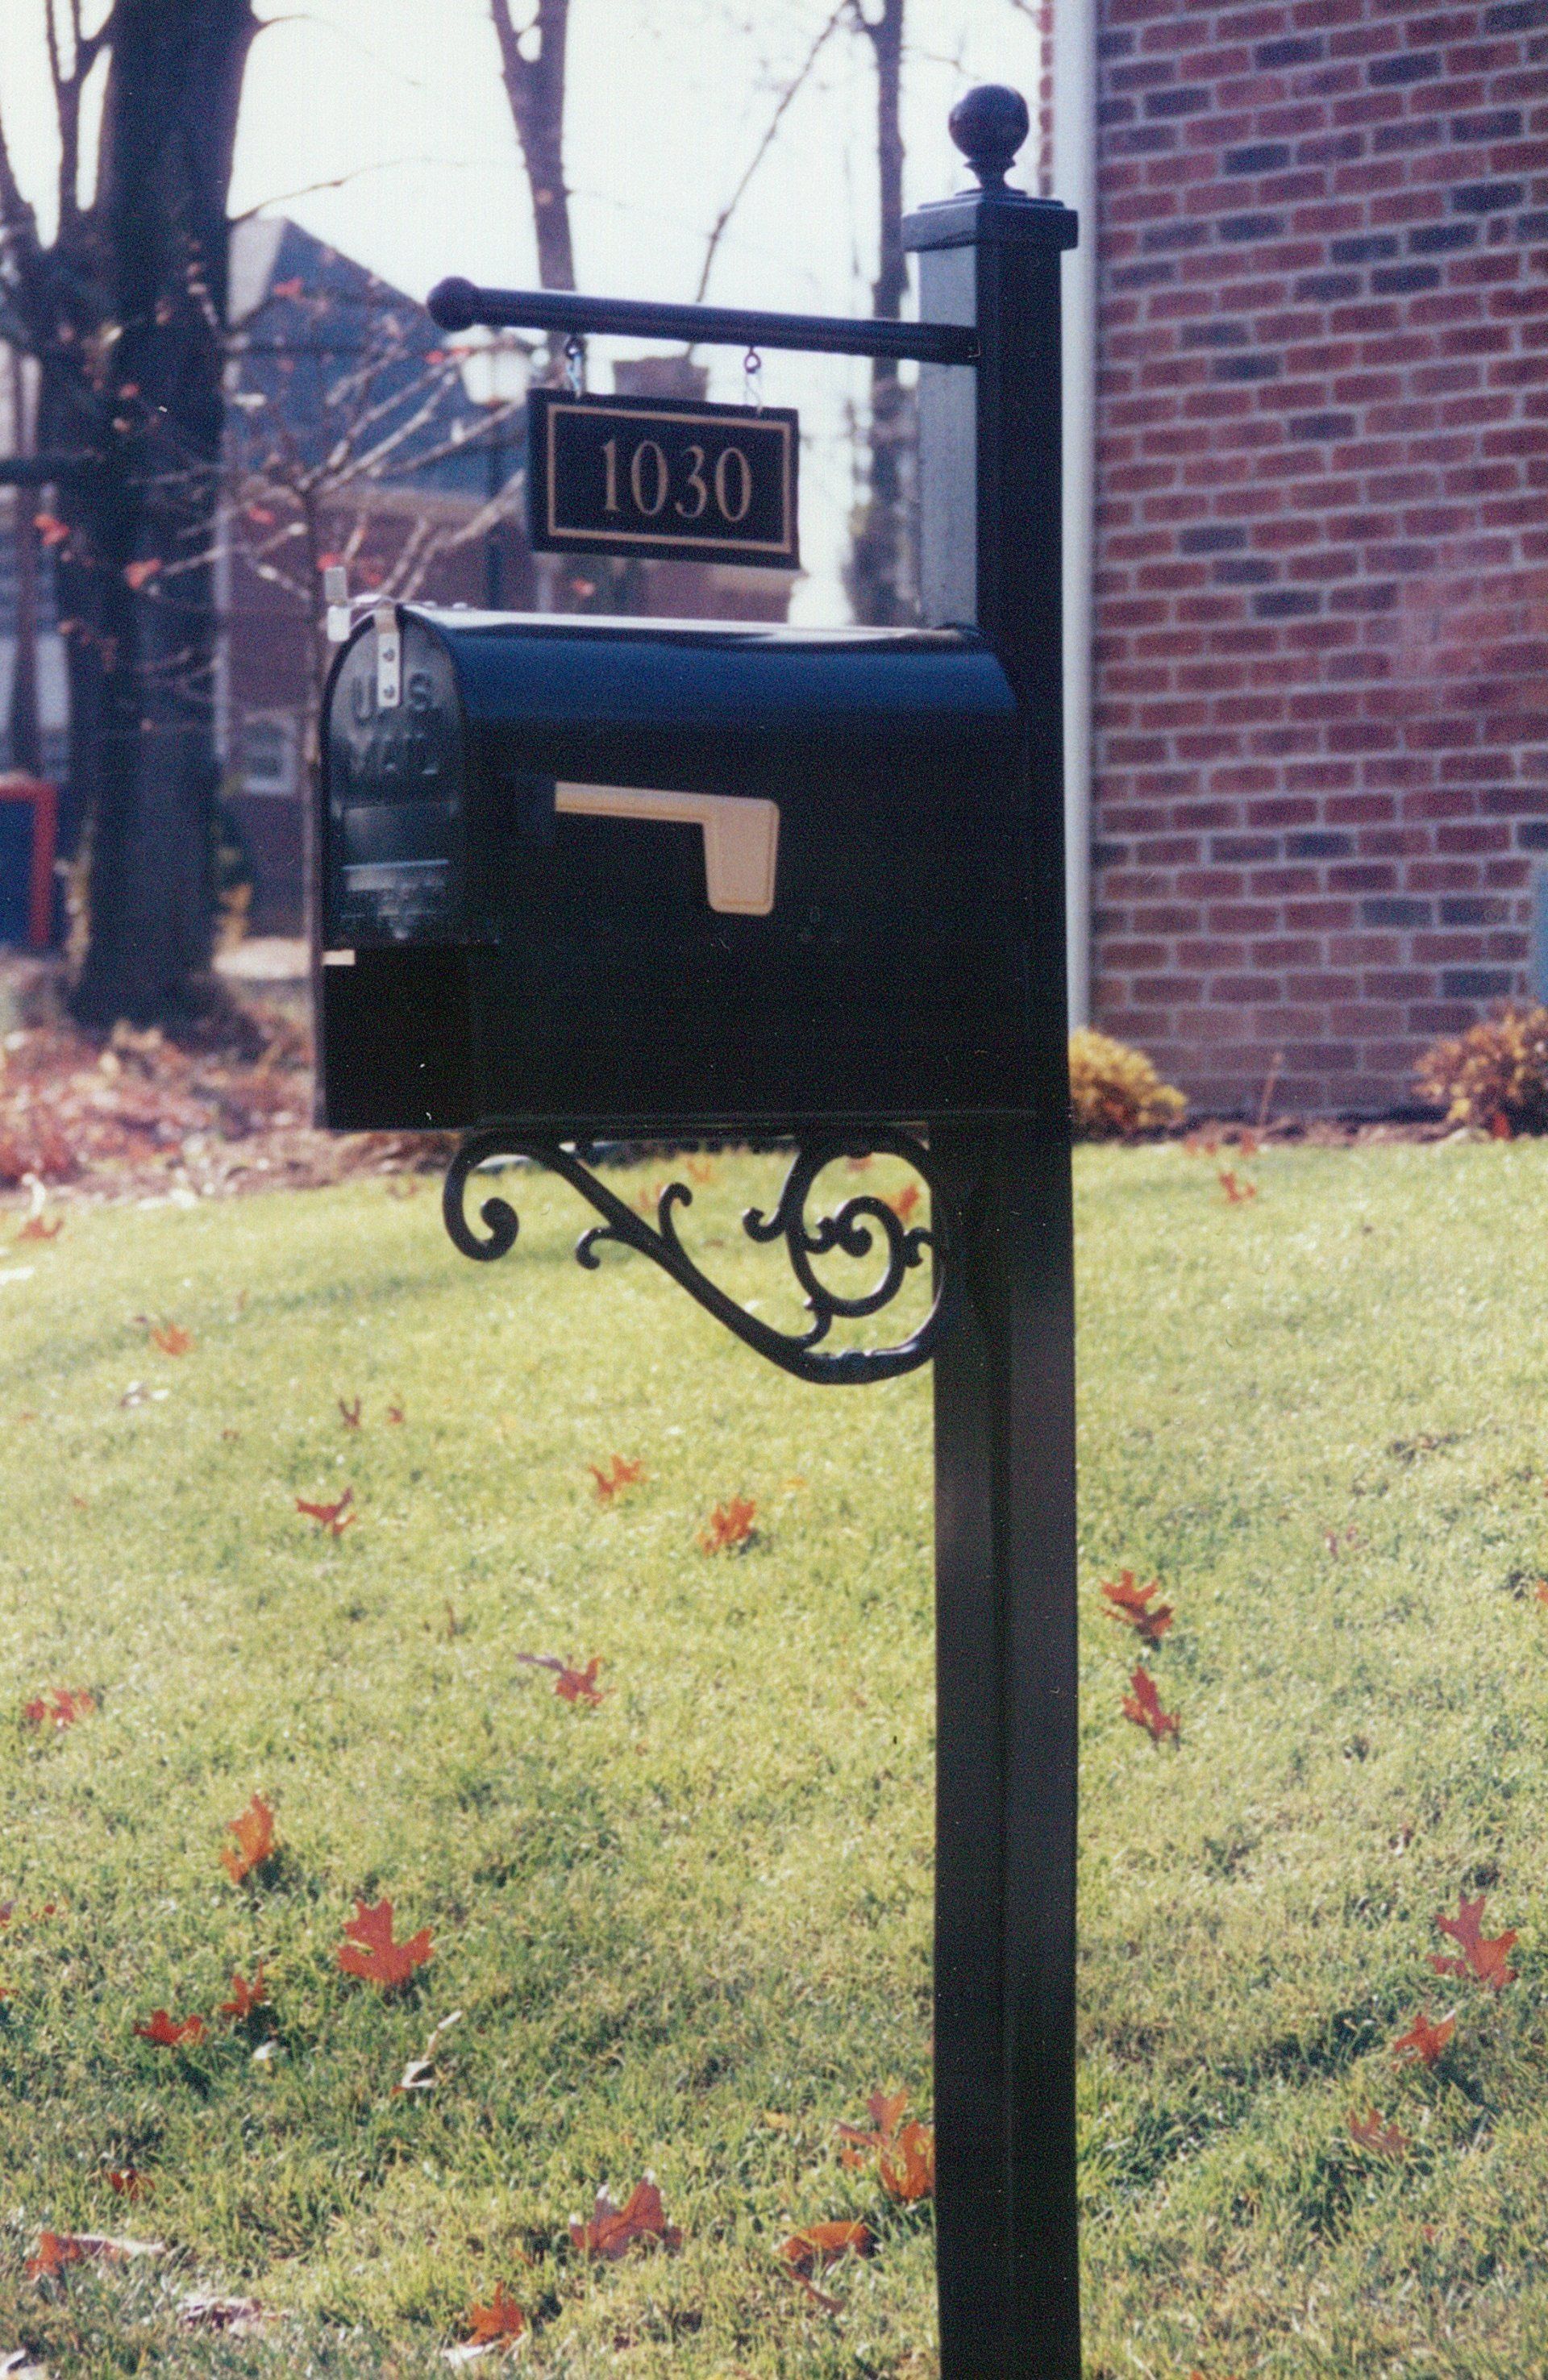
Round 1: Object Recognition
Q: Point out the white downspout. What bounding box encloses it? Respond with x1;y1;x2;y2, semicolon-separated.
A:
1052;0;1097;1027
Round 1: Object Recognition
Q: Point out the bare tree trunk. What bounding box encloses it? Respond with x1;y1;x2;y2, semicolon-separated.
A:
71;0;257;1026
490;0;576;292
7;348;40;776
846;0;914;628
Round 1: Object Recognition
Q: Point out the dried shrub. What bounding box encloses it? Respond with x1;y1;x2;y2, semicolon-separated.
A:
1414;1005;1548;1135
1069;1030;1187;1142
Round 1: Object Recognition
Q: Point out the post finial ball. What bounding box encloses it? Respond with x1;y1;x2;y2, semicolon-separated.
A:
947;84;1030;191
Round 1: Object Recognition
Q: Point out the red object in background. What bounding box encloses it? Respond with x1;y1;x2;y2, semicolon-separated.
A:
0;775;57;950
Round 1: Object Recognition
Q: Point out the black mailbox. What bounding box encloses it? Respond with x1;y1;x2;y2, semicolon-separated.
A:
319;605;1044;1133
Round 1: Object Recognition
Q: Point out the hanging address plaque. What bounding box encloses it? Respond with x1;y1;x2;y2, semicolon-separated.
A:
527;389;799;571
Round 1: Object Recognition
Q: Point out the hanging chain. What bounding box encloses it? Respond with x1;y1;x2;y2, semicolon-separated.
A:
742;345;764;412
564;335;585;394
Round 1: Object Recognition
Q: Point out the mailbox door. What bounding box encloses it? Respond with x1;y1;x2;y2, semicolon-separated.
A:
324;624;468;947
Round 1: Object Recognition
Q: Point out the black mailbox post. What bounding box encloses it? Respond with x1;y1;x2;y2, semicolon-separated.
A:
318;85;1079;2380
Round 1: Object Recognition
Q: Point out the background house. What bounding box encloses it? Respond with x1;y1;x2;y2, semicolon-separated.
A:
221;222;793;935
0;218;795;946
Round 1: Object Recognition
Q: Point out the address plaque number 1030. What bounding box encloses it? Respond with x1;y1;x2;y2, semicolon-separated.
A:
528;389;799;572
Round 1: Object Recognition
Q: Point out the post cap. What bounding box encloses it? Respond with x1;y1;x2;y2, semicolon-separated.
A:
947;85;1031;192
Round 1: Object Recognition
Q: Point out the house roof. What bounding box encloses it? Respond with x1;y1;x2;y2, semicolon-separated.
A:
226;218;516;498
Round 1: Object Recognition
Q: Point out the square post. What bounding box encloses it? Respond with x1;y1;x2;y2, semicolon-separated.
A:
905;96;1081;2380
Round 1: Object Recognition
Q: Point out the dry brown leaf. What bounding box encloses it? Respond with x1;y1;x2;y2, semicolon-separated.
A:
221;1792;277;1884
570;2177;682;2260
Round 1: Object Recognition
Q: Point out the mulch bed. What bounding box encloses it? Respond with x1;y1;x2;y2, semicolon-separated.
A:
0;959;1470;1209
0;980;449;1209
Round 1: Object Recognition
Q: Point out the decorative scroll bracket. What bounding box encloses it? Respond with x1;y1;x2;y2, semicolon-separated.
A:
442;1129;958;1385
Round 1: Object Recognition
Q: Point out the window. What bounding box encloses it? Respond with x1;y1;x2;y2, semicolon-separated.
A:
239;709;298;798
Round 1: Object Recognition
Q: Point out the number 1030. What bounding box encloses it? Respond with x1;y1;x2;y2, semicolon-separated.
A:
601;435;755;525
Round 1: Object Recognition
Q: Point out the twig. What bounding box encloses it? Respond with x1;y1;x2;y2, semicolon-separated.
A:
693;2;850;306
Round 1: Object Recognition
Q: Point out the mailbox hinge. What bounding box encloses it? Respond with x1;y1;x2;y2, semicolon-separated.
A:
374;604;401;708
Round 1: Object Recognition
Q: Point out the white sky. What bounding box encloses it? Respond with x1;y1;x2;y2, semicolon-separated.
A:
0;0;1041;618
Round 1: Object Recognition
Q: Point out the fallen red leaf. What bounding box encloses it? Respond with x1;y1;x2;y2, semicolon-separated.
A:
106;2169;153;2199
780;2220;872;2274
338;1396;362;1429
1391;2008;1456;2068
1429;1890;1517;1992
838;2087;910;2170
296;1486;356;1536
1100;1570;1174;1646
336;1897;433;1990
778;2218;872;2311
221;1791;276;1884
570;2177;682;2260
134;2008;206;2048
1348;2107;1409;2158
219;1966;269;2022
886;1181;922;1223
464;2281;527;2344
27;2229;83;2279
1121;1666;1179;1745
836;2087;934;2203
124;559;161;590
149;1321;191;1354
27;2229;163;2278
386;1402;406;1425
589;1453;644;1503
15;1215;63;1242
23;1687;94;1732
698;1495;756;1554
1217;1167;1257;1204
4;1900;57;1929
880;2120;936;2204
34;513;69;547
517;1652;605;1706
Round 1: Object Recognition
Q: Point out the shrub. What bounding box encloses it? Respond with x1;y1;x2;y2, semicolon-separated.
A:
1414;1004;1548;1135
1069;1029;1187;1142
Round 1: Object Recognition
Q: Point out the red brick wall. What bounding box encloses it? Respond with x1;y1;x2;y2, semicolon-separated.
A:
1089;0;1548;1113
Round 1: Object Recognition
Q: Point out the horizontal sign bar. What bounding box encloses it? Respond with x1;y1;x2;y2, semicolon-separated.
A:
428;276;978;367
530;390;799;571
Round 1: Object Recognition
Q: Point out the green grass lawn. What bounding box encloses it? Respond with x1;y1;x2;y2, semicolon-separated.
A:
1;1140;1546;2376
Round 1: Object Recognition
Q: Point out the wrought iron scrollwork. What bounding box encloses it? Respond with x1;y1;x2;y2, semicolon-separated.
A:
442;1128;955;1383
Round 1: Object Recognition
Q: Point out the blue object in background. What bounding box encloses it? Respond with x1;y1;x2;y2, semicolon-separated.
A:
0;798;32;947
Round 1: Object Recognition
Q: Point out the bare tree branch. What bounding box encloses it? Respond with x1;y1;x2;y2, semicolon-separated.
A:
693;1;849;306
489;0;575;290
229;157;468;226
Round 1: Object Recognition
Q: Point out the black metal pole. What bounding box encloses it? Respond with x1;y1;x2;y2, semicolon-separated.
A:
905;89;1080;2378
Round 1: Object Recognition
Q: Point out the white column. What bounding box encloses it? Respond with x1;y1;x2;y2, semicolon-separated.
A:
1051;0;1097;1028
